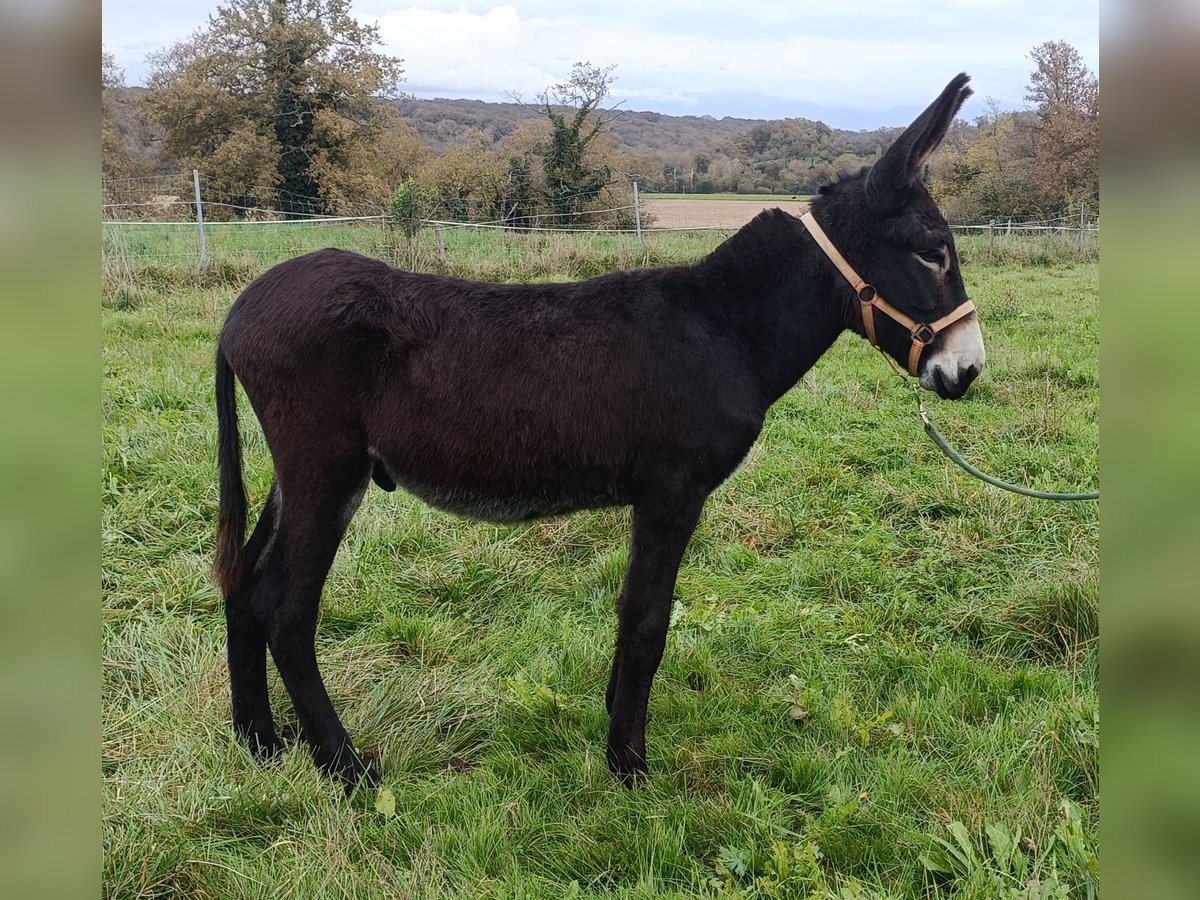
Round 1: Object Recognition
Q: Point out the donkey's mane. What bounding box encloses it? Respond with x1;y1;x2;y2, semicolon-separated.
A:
700;207;800;277
818;166;871;196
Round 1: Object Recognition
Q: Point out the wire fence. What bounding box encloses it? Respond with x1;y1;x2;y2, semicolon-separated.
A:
102;172;1100;278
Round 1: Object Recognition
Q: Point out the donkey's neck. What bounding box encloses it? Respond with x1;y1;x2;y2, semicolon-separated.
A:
697;209;851;405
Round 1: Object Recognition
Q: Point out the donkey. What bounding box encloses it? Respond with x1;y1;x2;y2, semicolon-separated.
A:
214;75;983;790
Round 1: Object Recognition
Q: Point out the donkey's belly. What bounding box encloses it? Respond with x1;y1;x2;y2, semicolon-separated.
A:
369;449;623;523
399;476;622;523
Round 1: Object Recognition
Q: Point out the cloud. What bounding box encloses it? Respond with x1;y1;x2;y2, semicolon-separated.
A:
377;5;555;97
104;0;1099;122
375;2;1056;118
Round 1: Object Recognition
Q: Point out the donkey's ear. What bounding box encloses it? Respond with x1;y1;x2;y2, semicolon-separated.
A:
866;73;972;214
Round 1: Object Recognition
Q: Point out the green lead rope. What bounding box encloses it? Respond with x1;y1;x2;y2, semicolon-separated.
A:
917;396;1099;501
882;349;1100;502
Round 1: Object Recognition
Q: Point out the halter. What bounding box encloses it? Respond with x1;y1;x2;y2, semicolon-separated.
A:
800;212;976;377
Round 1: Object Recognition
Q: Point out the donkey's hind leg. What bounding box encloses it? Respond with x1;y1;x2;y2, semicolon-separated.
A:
226;480;284;758
262;455;376;790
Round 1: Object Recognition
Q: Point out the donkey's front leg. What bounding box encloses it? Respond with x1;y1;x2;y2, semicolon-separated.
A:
606;496;704;785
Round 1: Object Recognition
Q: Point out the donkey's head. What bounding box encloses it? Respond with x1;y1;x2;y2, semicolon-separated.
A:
809;74;984;399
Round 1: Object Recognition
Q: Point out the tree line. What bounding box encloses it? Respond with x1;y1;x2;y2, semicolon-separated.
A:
103;0;1098;227
931;42;1099;222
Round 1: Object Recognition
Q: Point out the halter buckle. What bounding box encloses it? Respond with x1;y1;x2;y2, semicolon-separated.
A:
913;324;936;344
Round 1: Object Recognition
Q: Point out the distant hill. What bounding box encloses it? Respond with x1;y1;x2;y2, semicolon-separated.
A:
388;96;902;157
388;97;761;156
386;96;923;194
106;90;940;196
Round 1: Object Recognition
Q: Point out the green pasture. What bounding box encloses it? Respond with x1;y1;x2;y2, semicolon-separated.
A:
102;218;1098;295
102;227;1098;898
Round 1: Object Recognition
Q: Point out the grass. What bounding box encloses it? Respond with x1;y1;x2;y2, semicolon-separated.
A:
102;228;1098;898
101;220;1098;296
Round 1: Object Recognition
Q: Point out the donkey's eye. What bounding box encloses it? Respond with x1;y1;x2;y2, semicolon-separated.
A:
917;249;945;265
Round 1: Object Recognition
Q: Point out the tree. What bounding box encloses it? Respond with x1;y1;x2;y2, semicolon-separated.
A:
143;0;404;217
102;49;133;183
1023;41;1100;215
389;177;422;239
929;43;1100;221
499;153;537;228
930;98;1032;221
101;48;121;94
413;131;506;222
535;62;621;227
1026;41;1097;113
497;118;551;227
308;111;429;213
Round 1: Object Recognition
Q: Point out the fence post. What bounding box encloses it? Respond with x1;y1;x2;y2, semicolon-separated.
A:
193;169;208;271
435;226;445;265
632;180;644;258
988;221;995;258
1077;201;1086;252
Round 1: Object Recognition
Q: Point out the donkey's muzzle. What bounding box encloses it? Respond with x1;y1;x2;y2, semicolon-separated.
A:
928;361;980;399
919;311;986;400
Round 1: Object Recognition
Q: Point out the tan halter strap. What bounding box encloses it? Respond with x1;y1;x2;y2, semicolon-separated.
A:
800;211;976;376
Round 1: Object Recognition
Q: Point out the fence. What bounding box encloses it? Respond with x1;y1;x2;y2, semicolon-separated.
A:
102;172;1100;277
948;208;1100;255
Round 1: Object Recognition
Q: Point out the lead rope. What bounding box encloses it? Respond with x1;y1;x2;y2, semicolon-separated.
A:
876;348;1099;501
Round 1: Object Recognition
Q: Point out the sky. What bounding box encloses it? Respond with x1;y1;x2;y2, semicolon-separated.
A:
101;0;1099;130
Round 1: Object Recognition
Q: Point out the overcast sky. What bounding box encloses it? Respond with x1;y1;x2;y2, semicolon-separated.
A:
102;0;1099;129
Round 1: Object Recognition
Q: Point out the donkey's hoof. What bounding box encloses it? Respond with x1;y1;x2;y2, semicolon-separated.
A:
251;735;287;761
319;745;381;794
607;746;649;788
617;768;649;789
340;760;382;796
237;725;286;761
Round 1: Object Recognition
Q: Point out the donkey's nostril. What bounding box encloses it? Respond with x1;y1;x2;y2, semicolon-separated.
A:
961;363;980;384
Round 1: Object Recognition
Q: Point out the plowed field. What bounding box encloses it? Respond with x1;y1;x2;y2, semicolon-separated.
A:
642;196;811;229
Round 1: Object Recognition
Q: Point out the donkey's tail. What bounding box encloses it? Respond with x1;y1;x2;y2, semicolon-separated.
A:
214;344;247;597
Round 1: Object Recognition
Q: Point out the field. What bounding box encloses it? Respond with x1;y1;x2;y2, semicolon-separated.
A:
642;196;812;230
102;225;1099;898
